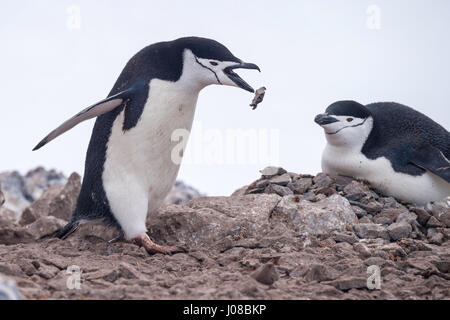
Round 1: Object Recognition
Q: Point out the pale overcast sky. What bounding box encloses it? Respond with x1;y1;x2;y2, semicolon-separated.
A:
1;0;449;195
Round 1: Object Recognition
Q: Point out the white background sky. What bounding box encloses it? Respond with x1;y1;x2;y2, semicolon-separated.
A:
1;0;449;196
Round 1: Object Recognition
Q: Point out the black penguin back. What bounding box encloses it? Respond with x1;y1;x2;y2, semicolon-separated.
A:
362;102;450;175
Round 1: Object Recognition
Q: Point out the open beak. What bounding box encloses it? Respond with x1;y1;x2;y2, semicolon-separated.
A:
314;114;339;126
224;62;260;93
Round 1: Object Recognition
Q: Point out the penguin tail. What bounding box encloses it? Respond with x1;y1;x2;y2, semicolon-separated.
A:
53;220;81;240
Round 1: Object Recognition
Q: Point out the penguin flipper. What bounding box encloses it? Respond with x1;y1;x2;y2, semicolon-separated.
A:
410;144;450;183
32;88;134;151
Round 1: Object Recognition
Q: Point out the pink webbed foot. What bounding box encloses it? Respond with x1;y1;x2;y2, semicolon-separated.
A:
134;233;187;255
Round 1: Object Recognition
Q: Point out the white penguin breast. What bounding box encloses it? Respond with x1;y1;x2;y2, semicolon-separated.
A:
103;79;199;218
322;145;450;205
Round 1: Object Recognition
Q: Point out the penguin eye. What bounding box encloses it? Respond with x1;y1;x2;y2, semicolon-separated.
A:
209;61;218;66
347;118;354;122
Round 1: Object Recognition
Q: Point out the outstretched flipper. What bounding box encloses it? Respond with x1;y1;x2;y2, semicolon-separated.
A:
32;87;138;151
409;144;450;183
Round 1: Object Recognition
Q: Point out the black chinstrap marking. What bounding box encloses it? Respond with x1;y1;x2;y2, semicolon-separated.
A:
326;117;369;135
194;56;222;85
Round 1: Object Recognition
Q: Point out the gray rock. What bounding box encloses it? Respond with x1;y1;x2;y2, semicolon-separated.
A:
26;216;67;239
427;228;438;238
373;208;404;225
353;243;372;258
287;172;300;180
230;185;248;197
301;192;317;202
259;166;287;178
396;238;431;254
410;207;431;226
387;222;412;241
313;173;334;189
48;173;81;221
255;180;270;189
18;172;81;224
395;211;417;225
332;175;354;190
427;216;444;228
351;205;367;218
332;231;359;244
271;194;356;236
429;232;444;245
245;187;266;195
269;173;291;186
265;184;293;197
378;243;407;258
344;181;371;201
364;201;384;214
314;187;337;197
288;178;313;194
381;197;401;208
304;264;339;282
0;214;33;245
164;180;204;205
19;185;64;225
430;259;450;273
148;194;281;249
73;220;121;242
358;216;372;224
430;197;450;227
251;263;278;285
364;257;387;266
353;223;389;240
350;200;383;215
440;228;450;240
325;277;368;291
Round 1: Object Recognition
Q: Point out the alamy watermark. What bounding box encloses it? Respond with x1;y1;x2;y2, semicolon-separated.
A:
66;5;81;30
171;121;280;166
367;265;381;290
366;5;381;30
66;265;82;290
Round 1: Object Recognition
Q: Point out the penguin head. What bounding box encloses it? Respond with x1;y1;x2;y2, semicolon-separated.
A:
315;101;373;148
174;37;260;92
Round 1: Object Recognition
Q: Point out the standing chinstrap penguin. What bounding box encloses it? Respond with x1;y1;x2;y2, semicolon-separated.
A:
315;100;450;205
33;37;260;254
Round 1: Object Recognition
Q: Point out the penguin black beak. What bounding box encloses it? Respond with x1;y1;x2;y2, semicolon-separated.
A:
314;114;339;126
224;62;260;93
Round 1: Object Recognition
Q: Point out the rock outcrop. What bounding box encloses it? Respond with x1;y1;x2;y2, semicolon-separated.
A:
0;166;449;300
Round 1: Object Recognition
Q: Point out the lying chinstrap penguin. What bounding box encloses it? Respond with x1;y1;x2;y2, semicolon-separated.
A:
33;37;261;254
315;100;450;205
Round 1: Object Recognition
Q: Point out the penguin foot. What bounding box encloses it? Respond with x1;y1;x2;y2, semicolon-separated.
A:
134;233;187;255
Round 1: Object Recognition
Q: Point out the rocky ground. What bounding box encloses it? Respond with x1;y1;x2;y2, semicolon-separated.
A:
0;167;449;300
